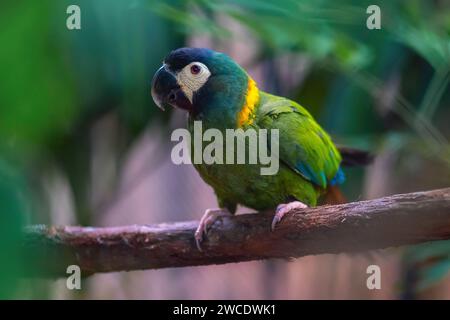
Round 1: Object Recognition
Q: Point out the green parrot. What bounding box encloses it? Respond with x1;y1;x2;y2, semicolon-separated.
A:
151;48;370;249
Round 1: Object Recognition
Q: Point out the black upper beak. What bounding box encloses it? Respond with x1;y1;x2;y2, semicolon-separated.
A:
151;65;192;111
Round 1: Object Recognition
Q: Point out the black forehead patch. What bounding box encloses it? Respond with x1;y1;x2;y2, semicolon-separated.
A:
164;47;214;71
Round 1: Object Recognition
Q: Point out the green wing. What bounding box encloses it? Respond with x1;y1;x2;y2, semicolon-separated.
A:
256;92;342;189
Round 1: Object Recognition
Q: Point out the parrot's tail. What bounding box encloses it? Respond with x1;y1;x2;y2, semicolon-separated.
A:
322;186;347;205
337;146;374;167
320;147;372;205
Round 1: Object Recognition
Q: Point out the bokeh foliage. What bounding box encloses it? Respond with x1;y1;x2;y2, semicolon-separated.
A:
0;161;26;299
0;0;183;296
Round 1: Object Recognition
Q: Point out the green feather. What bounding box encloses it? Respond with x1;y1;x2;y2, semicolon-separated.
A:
257;93;342;189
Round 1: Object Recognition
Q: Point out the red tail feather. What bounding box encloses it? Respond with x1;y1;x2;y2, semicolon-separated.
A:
323;186;347;205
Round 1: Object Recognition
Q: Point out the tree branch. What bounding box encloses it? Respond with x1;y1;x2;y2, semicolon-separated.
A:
23;188;450;277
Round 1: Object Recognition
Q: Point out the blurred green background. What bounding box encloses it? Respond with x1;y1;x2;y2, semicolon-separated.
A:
0;0;449;299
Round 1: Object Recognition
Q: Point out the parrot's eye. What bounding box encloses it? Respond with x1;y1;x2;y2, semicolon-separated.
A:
176;62;211;103
190;64;201;75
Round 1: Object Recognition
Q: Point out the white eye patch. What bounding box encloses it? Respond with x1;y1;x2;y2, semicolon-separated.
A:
176;62;211;103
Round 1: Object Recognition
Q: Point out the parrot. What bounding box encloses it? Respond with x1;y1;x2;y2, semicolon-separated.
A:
151;48;371;250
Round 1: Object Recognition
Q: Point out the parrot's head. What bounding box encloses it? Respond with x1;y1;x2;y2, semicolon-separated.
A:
151;48;256;125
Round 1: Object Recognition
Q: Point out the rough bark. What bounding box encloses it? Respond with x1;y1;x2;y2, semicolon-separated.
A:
22;188;450;277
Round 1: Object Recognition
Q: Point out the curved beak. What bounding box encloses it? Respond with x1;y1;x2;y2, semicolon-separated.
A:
151;65;192;111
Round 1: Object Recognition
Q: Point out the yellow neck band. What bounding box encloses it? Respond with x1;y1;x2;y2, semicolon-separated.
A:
237;77;260;127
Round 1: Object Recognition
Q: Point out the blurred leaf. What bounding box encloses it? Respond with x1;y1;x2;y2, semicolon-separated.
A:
417;259;450;291
405;241;450;265
0;160;26;298
0;0;77;151
404;240;450;292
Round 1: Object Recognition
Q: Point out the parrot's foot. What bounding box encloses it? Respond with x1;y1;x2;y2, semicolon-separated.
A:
195;208;231;251
271;201;308;231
